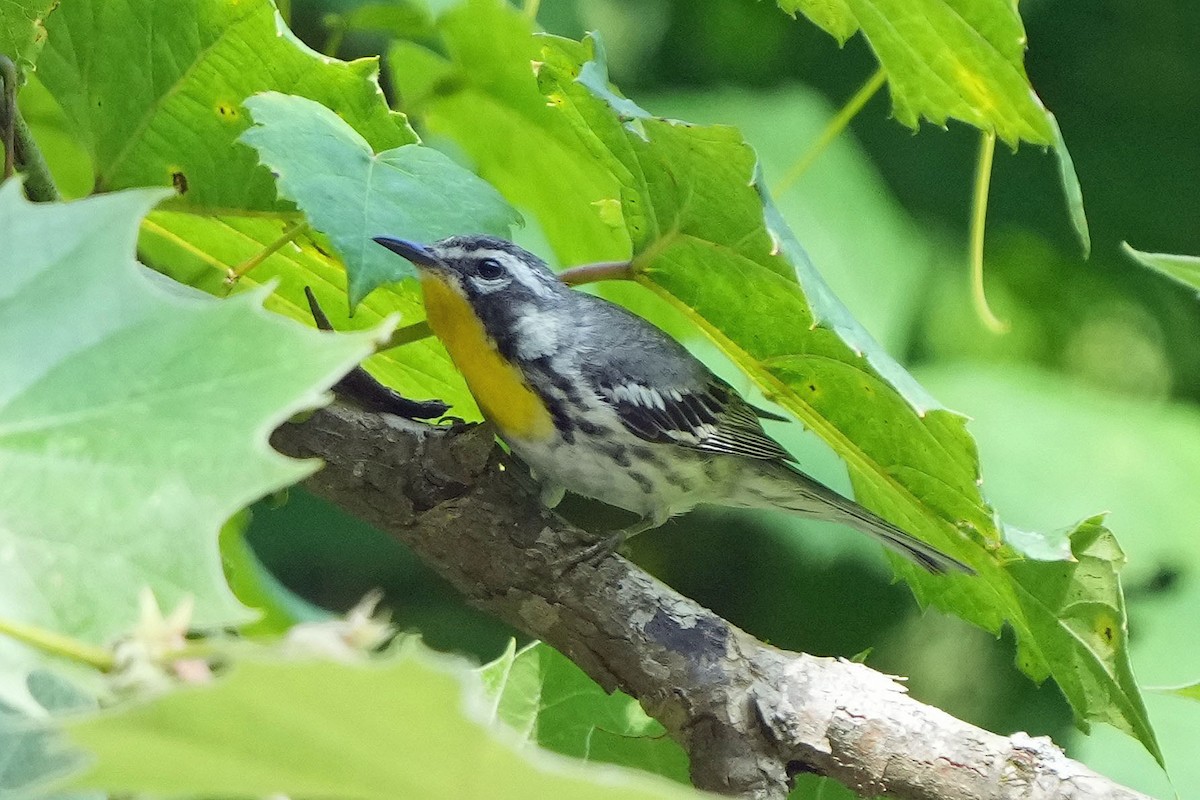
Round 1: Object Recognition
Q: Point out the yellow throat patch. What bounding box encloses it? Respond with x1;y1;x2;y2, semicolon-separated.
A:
420;273;555;441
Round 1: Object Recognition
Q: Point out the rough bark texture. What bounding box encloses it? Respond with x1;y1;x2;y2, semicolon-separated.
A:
271;403;1150;800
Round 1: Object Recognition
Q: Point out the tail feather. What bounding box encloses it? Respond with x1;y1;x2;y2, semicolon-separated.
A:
739;462;975;575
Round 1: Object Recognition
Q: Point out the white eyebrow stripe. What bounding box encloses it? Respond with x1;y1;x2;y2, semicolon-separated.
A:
482;249;554;298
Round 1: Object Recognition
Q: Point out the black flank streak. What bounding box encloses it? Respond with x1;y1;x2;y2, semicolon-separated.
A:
630;470;654;494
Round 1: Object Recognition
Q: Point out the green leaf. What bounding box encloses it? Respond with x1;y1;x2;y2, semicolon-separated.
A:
34;0;412;209
643;87;936;355
395;5;1158;762
240;92;520;308
0;183;380;706
481;642;689;784
136;209;476;416
63;649;706;800
0;0;56;68
776;0;1052;147
1009;517;1156;751
1123;244;1200;295
771;1;1089;258
1050;114;1090;258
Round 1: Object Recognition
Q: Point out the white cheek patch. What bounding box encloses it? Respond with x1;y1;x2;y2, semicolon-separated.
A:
512;305;561;359
468;275;512;294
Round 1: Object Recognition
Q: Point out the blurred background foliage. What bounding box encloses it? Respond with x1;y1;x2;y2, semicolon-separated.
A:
229;1;1200;796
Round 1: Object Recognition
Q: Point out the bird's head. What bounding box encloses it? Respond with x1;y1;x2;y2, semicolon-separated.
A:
373;234;564;309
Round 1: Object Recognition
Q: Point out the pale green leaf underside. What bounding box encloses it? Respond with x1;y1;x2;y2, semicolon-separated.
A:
35;0;412;210
240;92;520;308
1124;244;1200;295
0;184;379;704
65;650;705;800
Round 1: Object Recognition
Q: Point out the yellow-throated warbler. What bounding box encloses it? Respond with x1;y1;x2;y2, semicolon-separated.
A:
375;235;971;575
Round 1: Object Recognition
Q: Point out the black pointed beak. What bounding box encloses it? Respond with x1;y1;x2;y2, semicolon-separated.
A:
372;237;443;268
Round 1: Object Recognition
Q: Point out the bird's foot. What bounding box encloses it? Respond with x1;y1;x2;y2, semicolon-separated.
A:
558;528;627;572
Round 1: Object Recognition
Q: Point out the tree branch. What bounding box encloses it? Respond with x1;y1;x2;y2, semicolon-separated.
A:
271;404;1150;800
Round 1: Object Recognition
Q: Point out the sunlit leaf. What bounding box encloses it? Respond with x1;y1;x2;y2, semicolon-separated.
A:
35;0;412;208
775;0;1051;147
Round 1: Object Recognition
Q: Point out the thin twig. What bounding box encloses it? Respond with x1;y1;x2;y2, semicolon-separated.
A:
557;260;634;286
0;55;60;202
773;67;887;195
1;55;16;180
225;220;310;285
0;616;115;672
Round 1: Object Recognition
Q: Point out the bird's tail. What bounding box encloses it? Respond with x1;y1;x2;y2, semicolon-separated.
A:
733;461;974;575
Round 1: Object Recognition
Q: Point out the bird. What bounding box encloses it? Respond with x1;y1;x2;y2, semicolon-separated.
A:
374;234;972;575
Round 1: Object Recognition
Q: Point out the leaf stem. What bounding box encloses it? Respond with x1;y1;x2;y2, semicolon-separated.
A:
970;130;1008;333
381;320;434;351
0;55;59;201
226;220;310;284
2;55;15;180
524;0;541;21
0;616;114;672
558;260;634;286
773;66;886;195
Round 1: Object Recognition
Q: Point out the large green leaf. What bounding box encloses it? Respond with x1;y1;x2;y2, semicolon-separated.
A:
392;2;1157;762
1124;244;1200;296
63;649;705;800
240;92;520;307
0;183;380;707
34;0;412;209
480;642;689;784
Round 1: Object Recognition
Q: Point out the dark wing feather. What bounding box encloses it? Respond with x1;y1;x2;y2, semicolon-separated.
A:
587;371;794;462
572;291;793;461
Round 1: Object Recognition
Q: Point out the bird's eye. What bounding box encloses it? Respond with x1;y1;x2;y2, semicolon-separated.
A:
476;258;505;280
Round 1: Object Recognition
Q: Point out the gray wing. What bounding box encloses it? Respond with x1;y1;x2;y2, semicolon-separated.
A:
576;299;792;462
